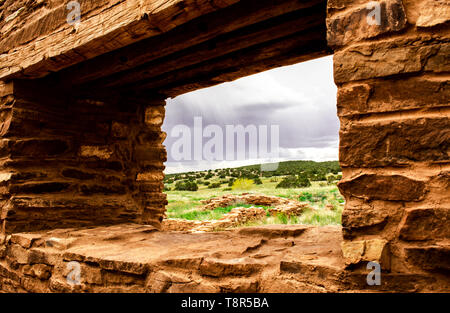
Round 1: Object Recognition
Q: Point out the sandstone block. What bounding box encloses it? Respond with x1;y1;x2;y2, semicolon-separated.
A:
146;270;191;293
399;208;450;241
136;171;165;182
10;233;41;249
340;117;450;167
6;244;29;264
22;264;52;280
341;240;365;264
341;203;390;234
79;145;113;160
144;106;165;127
199;258;263;277
338;174;427;201
416;0;450;27
327;0;407;47
334;40;449;83
97;259;148;275
27;248;60;266
102;270;145;286
337;77;450;116
404;244;450;270
341;239;390;269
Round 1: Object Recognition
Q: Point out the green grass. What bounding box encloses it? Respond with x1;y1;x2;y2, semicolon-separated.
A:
169;203;272;221
241;207;343;227
165;175;345;227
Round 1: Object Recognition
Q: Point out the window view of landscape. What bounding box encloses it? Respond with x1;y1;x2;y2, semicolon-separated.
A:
162;56;343;232
163;160;344;231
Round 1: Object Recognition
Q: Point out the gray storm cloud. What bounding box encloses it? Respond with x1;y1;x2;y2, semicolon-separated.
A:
162;56;338;173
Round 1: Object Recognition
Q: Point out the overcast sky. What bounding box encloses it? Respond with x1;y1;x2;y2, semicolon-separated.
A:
163;55;338;174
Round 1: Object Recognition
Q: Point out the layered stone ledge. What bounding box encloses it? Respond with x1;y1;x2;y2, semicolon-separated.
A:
1;224;448;293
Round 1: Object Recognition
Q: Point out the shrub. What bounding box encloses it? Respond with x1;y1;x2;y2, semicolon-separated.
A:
208;182;222;189
253;177;263;185
231;178;255;190
174;180;198;191
327;175;336;185
276;175;311;188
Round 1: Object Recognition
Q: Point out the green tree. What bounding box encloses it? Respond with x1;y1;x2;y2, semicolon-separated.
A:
276;175;311;189
174;180;198;191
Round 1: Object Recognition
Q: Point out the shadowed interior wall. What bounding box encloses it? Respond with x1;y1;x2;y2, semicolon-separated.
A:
0;0;330;235
0;82;167;234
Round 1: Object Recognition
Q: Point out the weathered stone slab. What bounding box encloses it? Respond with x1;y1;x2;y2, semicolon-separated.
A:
341;239;390;269
404;244;450;270
327;0;407;48
334;39;449;83
415;0;450;27
340;117;450;167
400;208;450;241
338;174;427;201
337;77;450;116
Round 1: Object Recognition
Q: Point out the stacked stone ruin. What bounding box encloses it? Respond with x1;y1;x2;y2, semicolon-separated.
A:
0;0;448;292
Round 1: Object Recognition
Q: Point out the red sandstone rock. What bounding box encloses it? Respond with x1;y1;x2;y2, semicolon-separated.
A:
201;193;310;217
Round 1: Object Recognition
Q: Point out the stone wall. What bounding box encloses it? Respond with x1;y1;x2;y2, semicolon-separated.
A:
0;0;448;292
0;81;167;236
327;0;449;277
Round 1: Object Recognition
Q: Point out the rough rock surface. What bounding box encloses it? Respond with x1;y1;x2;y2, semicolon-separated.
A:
1;223;448;293
328;0;450;279
201;194;311;216
162;206;267;232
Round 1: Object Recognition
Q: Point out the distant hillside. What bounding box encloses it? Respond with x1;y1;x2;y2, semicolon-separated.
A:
165;160;341;182
238;160;340;175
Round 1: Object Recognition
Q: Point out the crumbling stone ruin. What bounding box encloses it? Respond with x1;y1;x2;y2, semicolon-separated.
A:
0;0;448;292
163;206;268;232
201;193;311;216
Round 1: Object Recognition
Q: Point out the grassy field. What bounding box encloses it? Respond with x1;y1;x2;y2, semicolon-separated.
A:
165;176;344;227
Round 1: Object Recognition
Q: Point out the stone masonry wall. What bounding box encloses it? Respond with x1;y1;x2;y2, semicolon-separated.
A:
0;80;167;236
327;0;449;278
